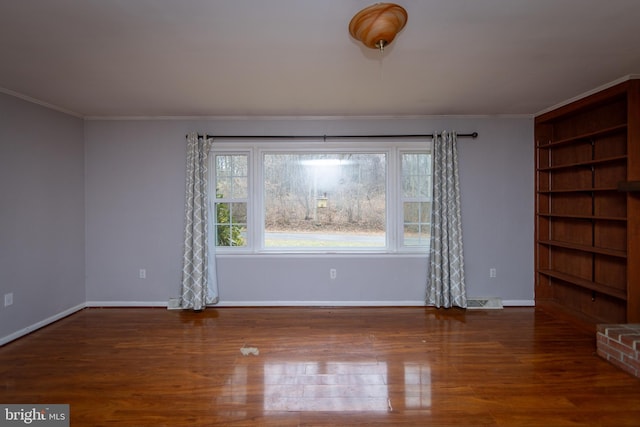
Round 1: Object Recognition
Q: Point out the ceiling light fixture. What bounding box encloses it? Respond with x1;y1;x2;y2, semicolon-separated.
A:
349;3;408;53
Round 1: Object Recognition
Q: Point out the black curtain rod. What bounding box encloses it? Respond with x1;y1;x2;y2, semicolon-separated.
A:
189;132;478;140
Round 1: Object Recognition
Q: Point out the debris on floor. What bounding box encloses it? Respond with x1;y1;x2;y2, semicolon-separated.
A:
240;346;259;356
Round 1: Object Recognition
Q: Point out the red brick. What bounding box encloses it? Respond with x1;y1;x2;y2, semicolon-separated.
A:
596;324;640;379
606;328;635;341
596;336;607;348
603;338;634;357
597;342;623;361
619;334;640;349
623;354;640;372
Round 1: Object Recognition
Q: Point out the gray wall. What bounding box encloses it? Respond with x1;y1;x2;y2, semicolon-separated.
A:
0;106;533;343
84;116;534;305
0;93;85;342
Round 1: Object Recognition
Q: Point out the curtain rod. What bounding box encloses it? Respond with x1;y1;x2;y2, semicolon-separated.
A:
189;132;478;140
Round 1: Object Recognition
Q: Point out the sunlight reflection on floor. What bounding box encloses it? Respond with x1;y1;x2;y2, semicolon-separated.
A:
218;360;432;412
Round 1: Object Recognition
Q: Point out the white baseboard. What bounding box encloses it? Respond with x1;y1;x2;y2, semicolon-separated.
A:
214;300;428;307
215;300;536;307
503;300;535;307
83;299;535;308
85;301;169;307
0;303;86;346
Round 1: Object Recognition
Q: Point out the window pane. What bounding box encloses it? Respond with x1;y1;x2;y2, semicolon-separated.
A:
214;202;247;247
404;202;431;223
263;153;386;249
402;153;431;198
214;154;248;247
403;202;431;246
402;151;431;248
216;155;247;199
403;224;430;246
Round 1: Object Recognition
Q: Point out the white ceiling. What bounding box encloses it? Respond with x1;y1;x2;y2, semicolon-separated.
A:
1;0;639;118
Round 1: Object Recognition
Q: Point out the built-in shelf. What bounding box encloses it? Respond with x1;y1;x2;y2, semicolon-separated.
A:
535;79;639;325
538;187;619;193
536;124;627;148
538;269;627;301
537;240;627;258
537;213;627;221
537;155;627;172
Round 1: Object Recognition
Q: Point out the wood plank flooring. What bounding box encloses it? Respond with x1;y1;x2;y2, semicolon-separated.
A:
1;307;639;426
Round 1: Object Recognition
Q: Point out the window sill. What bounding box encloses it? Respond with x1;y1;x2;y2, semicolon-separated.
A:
214;251;429;259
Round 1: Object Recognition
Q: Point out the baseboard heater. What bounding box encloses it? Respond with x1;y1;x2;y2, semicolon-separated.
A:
466;297;503;309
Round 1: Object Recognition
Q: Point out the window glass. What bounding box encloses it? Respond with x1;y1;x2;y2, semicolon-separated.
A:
214;154;247;247
401;153;431;247
263;153;386;249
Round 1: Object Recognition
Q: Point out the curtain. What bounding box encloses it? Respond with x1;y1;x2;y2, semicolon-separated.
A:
426;131;467;308
180;133;218;310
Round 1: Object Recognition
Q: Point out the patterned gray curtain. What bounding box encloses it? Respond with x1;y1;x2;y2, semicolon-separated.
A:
180;133;218;310
426;131;467;308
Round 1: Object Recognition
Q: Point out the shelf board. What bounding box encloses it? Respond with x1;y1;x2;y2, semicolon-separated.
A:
537;187;619;193
536;124;627;148
538;269;627;300
537;239;627;258
537;213;627;221
537;155;627;171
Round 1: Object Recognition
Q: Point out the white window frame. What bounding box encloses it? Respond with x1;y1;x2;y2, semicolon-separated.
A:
210;139;432;255
398;150;433;249
209;150;253;252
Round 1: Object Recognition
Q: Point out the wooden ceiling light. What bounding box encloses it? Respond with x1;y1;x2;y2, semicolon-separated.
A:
349;3;408;53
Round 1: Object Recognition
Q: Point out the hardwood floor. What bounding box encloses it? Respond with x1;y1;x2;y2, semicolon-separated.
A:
1;307;639;426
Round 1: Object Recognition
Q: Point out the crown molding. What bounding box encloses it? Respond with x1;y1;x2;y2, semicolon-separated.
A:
535;74;640;117
0;87;83;118
84;113;532;121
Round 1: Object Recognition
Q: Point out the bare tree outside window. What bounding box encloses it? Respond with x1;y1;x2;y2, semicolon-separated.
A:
263;153;386;248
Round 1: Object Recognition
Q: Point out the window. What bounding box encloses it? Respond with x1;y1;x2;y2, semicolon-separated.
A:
401;153;432;247
264;153;386;249
213;154;248;247
210;140;431;254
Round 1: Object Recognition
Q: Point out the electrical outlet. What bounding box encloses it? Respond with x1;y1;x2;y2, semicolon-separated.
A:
330;268;337;280
489;268;497;278
139;269;147;279
4;292;13;307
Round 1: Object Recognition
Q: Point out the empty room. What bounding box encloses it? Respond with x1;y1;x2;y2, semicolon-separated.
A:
1;1;640;426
